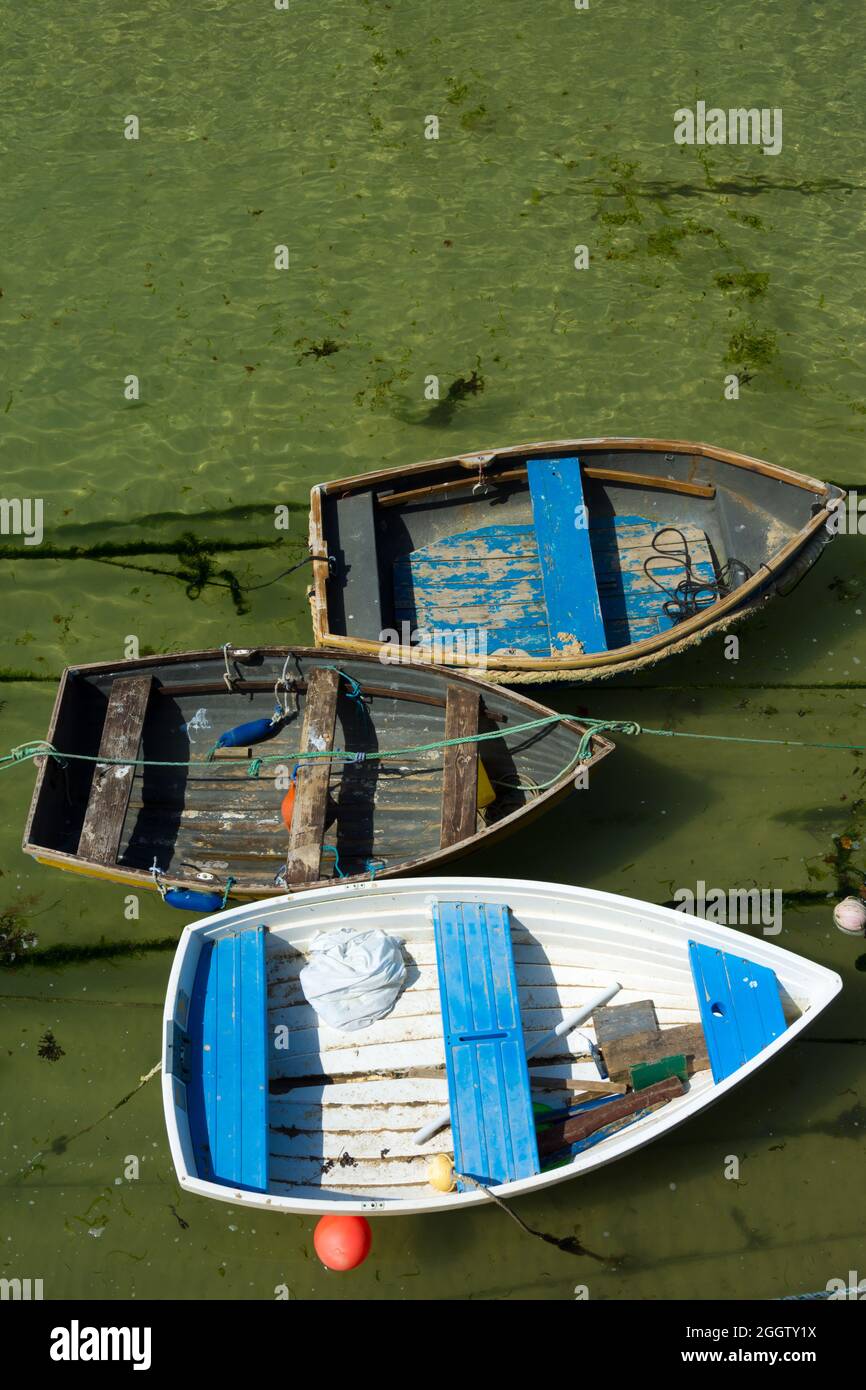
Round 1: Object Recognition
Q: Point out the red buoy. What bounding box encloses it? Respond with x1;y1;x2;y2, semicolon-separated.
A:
313;1215;372;1271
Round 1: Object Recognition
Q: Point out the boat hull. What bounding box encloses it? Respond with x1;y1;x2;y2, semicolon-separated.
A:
162;877;842;1215
22;648;612;901
308;437;842;682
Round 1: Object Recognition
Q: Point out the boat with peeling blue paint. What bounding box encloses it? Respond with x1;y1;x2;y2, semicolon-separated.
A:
308;438;843;681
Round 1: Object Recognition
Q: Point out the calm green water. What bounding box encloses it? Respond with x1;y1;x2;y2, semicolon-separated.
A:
1;0;864;1301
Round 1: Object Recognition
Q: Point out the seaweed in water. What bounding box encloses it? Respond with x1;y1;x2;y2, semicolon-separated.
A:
418;364;486;428
0;912;37;965
37;1030;65;1062
3;935;177;969
713;269;769;301
724;321;778;371
295;337;344;363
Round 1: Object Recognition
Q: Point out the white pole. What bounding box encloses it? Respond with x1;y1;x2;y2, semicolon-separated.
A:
412;980;621;1147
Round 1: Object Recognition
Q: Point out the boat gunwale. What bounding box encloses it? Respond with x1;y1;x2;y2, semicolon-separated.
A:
308;437;842;670
161;875;843;1217
21;647;614;898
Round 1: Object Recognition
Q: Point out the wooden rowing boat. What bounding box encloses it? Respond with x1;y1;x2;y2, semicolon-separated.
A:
307;438;843;681
21;648;612;903
161;876;841;1215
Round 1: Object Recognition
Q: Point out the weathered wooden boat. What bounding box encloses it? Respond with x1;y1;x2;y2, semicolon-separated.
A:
161;876;841;1215
308;438;843;681
22;648;612;904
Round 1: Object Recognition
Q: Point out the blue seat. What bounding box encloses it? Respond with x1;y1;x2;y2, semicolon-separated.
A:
688;941;787;1083
527;456;608;654
433;901;539;1188
187;927;268;1191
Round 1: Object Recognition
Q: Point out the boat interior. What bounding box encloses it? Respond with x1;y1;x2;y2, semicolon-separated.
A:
24;651;599;896
166;884;815;1209
318;446;828;658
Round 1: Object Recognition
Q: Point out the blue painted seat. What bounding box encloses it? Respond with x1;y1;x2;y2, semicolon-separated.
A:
187;927;268;1191
688;941;787;1083
433;901;539;1188
526;456;607;654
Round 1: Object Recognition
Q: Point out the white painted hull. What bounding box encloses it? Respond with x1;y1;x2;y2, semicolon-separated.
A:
161;877;841;1216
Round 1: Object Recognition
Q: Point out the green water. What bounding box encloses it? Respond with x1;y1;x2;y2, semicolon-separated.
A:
2;0;864;1300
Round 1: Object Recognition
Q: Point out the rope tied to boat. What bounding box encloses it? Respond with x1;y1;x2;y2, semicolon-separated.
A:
317;665;372;727
575;718;641;762
220;876;236;909
1;740;66;770
453;1169;612;1262
322;844;345;878
5;718;866;780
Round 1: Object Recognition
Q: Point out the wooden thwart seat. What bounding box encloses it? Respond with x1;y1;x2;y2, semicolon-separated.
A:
327;489;387;638
688;941;787;1083
78;675;153;865
187;927;268;1192
285;666;341;884
433;901;539;1188
527;456;608;655
439;686;480;848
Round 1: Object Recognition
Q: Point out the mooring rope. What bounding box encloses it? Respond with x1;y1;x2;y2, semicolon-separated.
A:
454;1170;611;1261
2;716;865;781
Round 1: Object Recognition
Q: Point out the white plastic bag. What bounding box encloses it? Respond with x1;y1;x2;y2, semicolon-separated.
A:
299;927;407;1032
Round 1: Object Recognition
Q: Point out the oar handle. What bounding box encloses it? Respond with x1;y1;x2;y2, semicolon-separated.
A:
412;980;621;1148
525;982;621;1058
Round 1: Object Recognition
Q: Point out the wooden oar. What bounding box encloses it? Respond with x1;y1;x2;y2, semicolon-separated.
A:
412;980;621;1147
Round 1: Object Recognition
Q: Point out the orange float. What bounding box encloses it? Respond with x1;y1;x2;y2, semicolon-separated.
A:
313;1215;372;1271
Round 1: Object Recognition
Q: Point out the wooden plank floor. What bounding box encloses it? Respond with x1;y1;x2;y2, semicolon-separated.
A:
394;517;718;656
108;662;581;888
265;929;704;1198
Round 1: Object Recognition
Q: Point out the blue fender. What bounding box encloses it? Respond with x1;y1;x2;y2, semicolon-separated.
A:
164;888;225;913
213;717;280;751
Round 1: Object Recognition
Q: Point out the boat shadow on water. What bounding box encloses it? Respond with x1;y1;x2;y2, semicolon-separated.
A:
464;741;702;888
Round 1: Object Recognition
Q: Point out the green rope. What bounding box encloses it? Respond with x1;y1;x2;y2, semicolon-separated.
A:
575;719;641;761
0;714;570;775
3;716;865;782
494;720;641;794
636;726;866;753
220;876;237;910
322;844;345;879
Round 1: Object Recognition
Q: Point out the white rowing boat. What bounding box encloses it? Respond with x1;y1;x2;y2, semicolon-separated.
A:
161;877;841;1216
